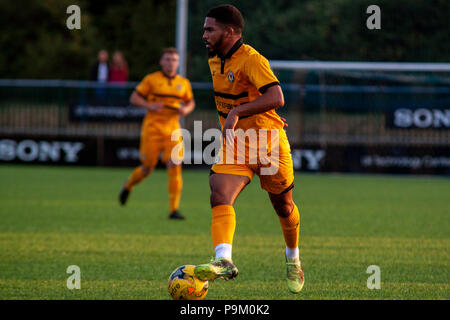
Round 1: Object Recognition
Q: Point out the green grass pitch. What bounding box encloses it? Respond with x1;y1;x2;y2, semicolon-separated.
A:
0;165;448;299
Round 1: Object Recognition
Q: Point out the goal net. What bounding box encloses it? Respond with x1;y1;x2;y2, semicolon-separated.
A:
267;61;450;173
269;61;450;146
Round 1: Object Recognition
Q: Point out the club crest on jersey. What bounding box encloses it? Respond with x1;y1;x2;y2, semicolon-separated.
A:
228;71;234;83
176;84;183;91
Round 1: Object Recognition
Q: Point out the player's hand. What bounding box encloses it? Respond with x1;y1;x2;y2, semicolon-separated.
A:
222;109;239;141
179;106;190;117
148;102;164;112
281;117;288;128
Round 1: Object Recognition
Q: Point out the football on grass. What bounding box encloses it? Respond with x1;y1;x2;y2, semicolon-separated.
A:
168;265;209;300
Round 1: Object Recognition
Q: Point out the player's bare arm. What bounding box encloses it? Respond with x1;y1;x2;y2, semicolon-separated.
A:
222;85;284;136
129;90;164;112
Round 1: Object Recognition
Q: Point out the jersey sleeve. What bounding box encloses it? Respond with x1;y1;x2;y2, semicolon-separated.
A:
182;79;194;103
135;75;152;97
244;53;280;93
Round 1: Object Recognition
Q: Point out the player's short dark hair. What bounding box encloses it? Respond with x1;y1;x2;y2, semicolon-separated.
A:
161;47;179;58
206;4;244;34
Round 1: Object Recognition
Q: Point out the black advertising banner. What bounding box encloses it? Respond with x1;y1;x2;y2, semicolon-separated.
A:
291;144;450;175
103;138;141;167
1;135;449;175
385;107;450;129
102;138;216;168
68;103;147;122
356;145;450;174
0;136;97;165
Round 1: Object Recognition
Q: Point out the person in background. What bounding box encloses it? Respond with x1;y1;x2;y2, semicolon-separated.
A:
91;49;109;82
109;51;129;83
109;51;129;102
90;49;109;102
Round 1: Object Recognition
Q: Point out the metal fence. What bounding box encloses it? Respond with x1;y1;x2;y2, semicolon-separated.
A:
275;69;450;147
0;75;449;173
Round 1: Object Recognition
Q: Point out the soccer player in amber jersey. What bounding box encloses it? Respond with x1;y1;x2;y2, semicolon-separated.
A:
118;47;195;220
193;5;304;293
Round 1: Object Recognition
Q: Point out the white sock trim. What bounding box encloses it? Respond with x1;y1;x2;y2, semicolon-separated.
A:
285;246;299;259
215;243;232;260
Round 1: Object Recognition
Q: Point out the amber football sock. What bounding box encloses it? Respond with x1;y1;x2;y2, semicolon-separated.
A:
278;204;300;250
168;166;183;212
211;205;236;249
125;166;146;191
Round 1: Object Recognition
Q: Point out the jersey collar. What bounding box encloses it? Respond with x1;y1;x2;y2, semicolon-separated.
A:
219;38;243;60
161;71;177;80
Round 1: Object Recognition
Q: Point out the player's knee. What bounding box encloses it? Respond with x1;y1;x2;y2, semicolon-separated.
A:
272;198;294;218
210;190;231;207
166;159;176;169
141;165;152;177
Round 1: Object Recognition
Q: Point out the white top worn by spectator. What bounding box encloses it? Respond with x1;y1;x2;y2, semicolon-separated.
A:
97;62;108;82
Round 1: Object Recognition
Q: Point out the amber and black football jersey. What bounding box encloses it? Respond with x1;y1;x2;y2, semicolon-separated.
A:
136;71;193;134
208;39;284;131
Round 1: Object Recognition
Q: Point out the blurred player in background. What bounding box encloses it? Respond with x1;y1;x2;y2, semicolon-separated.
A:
194;5;304;293
119;47;195;220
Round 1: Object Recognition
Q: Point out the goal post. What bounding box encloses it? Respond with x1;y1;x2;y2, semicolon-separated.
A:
269;60;450;72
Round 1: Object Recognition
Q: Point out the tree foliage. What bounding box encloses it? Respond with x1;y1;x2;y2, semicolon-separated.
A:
0;0;448;81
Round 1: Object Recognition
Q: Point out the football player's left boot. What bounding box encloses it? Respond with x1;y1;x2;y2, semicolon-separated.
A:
194;257;238;281
118;186;130;206
169;210;185;220
286;255;305;293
